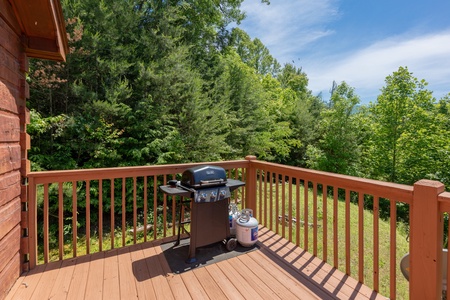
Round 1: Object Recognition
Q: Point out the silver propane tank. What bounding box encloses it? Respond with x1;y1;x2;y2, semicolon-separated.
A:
236;209;258;247
229;203;240;236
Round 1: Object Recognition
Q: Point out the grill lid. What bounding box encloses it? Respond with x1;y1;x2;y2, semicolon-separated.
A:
181;165;227;189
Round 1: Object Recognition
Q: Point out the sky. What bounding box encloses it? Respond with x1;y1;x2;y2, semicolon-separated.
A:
237;0;450;104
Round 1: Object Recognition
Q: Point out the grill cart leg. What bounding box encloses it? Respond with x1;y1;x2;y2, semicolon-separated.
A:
175;199;191;247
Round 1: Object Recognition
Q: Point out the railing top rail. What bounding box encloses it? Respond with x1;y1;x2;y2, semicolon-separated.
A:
27;159;249;184
438;191;450;213
249;159;414;204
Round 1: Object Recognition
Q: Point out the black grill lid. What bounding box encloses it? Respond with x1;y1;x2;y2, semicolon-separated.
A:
181;165;227;189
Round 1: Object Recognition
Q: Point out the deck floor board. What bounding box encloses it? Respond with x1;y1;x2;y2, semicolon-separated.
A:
6;226;387;300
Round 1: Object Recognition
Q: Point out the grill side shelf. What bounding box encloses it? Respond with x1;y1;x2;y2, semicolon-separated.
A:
226;179;246;192
159;185;193;197
159;179;245;197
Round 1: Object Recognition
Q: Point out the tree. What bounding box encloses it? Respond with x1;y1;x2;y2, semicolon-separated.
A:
210;51;269;159
367;66;442;185
229;28;280;76
305;82;361;175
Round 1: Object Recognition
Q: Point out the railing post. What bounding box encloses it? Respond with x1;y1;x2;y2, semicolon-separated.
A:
245;155;257;217
26;176;37;269
410;179;445;300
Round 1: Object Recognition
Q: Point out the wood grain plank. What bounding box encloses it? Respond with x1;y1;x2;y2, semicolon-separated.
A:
140;242;175;300
220;257;281;300
258;226;347;294
257;226;376;299
48;257;77;299
179;271;210;300
235;252;302;300
117;247;138;299
203;263;245;300
192;267;227;300
129;243;157;299
84;251;105;299
28;261;62;299
66;254;91;300
103;249;120;300
154;244;192;300
215;258;266;300
247;250;321;300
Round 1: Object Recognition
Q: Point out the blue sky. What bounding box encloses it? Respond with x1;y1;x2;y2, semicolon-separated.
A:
237;0;450;104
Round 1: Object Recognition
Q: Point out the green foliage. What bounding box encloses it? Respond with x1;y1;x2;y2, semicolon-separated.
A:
306;82;361;175
367;66;444;185
229;28;280;76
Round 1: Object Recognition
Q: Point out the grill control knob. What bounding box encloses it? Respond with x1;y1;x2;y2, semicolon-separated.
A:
200;193;207;201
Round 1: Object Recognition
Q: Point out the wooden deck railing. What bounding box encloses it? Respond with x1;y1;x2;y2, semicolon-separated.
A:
25;159;249;269
24;156;450;300
245;157;413;299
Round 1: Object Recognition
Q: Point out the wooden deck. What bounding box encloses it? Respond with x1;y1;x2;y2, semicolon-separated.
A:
6;227;386;300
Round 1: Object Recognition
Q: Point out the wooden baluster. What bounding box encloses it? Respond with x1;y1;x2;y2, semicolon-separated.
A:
110;179;114;249
121;178;126;247
72;181;77;258
358;192;364;283
296;177;300;247
389;199;397;299
313;182;318;256
304;180;309;251
345;189;350;275
43;183;49;263
58;182;63;259
333;186;338;269
133;177;137;244
153;175;157;240
86;181;90;254
323;185;328;262
373;195;380;292
281;174;285;238
99;179;103;251
143;176;148;242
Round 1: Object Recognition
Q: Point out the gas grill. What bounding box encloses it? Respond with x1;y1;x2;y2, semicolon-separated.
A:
160;165;245;263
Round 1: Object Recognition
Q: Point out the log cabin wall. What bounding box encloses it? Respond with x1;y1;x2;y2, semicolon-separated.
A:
0;1;30;298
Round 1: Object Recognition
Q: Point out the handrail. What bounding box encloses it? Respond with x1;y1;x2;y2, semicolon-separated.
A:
27;160;249;184
248;160;414;204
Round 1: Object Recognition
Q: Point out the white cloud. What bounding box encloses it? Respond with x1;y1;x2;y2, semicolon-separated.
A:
239;1;450;103
239;0;339;62
305;31;450;102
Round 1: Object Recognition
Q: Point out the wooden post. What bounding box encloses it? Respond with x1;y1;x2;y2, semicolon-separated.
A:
410;180;445;300
27;176;37;269
245;156;257;217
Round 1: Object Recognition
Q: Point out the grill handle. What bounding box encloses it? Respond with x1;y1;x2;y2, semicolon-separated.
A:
199;179;226;186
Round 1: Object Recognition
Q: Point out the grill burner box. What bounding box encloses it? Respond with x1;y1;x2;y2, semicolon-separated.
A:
160;165;245;263
181;165;227;189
